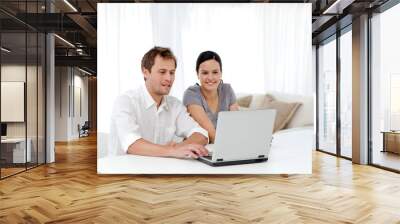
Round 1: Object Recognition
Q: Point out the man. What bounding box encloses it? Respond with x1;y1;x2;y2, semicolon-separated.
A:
110;46;209;159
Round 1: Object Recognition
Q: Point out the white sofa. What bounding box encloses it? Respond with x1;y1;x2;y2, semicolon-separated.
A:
237;92;314;130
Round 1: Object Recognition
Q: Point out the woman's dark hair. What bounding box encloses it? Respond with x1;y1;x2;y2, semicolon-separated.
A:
196;51;222;73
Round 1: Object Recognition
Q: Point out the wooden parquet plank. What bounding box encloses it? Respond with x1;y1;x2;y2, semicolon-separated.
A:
1;134;400;223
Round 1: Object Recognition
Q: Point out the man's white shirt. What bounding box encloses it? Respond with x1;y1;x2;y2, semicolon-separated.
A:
109;85;208;155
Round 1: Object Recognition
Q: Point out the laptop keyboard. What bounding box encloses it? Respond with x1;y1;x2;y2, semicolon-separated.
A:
201;152;213;160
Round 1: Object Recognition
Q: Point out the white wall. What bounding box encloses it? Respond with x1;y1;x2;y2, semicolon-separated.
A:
72;72;89;138
55;67;89;141
55;67;68;141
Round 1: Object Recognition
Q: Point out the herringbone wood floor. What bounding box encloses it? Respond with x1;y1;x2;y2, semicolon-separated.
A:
1;134;400;224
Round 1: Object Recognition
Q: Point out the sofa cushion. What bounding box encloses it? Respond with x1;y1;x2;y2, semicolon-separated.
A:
239;92;314;129
267;92;313;128
260;94;302;132
236;95;253;108
248;94;267;109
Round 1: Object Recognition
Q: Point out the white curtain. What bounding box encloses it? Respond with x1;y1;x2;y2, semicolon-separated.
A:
149;3;312;96
97;3;312;155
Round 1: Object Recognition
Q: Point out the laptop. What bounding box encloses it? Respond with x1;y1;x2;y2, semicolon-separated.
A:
198;109;276;166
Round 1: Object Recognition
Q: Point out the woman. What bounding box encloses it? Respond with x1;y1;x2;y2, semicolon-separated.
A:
183;51;239;143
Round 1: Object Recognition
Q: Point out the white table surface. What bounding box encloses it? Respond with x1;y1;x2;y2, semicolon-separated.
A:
1;137;32;163
1;138;26;143
98;127;314;174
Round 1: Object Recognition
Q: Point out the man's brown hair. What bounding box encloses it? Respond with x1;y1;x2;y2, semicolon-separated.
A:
141;46;177;73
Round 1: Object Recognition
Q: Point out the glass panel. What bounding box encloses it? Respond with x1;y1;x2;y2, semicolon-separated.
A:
27;31;38;169
0;1;46;178
26;0;39;170
0;1;27;33
318;37;337;154
1;31;27;177
38;32;45;165
371;3;400;171
390;75;400;130
340;29;352;158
